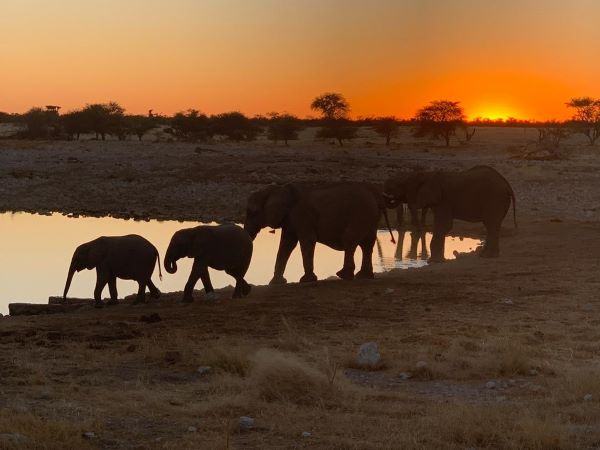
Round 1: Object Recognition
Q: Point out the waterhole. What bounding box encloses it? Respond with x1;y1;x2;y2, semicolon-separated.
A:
0;212;481;313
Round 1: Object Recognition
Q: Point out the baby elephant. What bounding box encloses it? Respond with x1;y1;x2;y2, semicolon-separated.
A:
63;235;162;307
164;224;253;302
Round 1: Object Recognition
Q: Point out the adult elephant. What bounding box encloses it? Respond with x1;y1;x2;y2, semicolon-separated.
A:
63;235;162;307
244;182;394;284
383;165;516;261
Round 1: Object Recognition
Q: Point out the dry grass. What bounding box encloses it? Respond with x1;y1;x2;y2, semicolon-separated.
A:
250;348;345;407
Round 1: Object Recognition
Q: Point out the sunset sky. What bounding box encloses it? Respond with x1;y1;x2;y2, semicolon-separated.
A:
1;0;599;120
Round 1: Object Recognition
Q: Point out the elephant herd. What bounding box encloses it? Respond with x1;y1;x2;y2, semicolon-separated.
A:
63;165;516;308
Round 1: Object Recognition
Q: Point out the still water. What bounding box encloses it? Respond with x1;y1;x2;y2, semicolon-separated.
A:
0;213;481;313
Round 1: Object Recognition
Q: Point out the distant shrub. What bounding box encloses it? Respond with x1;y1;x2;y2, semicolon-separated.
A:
266;113;304;145
413;100;465;147
167;109;211;141
212;111;261;141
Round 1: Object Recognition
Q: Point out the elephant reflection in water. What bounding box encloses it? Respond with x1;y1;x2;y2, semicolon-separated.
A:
375;230;429;269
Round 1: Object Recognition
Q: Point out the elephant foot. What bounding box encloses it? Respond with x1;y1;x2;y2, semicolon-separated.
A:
356;269;375;280
300;273;317;283
427;256;446;264
150;290;161;299
106;299;119;306
336;268;355;280
269;275;287;285
94;301;104;309
241;282;251;297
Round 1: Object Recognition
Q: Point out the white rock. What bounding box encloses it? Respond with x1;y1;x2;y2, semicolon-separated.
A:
399;372;411;380
385;288;395;294
415;361;428;370
205;291;219;302
584;394;593;401
187;426;197;433
301;431;312;437
486;381;497;389
239;416;255;429
82;432;96;439
197;366;212;376
529;369;539;376
357;342;381;367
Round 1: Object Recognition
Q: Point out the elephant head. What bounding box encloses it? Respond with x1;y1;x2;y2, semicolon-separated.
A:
244;184;297;240
164;227;212;274
63;238;107;299
383;176;408;208
414;174;443;209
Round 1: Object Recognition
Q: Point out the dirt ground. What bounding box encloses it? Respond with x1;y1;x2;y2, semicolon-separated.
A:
1;127;600;449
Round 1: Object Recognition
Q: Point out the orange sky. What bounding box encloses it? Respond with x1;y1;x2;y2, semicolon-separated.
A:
1;0;599;120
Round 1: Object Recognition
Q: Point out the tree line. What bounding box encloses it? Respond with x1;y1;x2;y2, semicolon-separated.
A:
1;94;598;147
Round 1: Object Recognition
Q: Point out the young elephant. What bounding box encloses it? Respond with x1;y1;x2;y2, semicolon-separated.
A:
384;165;516;261
164;224;253;302
63;235;162;307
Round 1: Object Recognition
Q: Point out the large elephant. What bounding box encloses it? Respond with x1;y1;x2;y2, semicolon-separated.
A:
164;224;252;302
244;182;394;284
383;165;516;261
63;235;162;307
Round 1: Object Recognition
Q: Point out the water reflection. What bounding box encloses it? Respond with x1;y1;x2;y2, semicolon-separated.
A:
0;213;481;313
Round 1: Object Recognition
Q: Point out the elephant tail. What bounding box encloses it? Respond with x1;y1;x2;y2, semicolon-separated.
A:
155;249;163;281
382;206;396;244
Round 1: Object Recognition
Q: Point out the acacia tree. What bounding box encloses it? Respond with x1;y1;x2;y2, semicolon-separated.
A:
413;100;465;147
311;93;356;146
566;97;600;145
126;115;156;141
81;102;125;140
266;113;304;145
212;112;260;141
372;116;400;145
168;109;211;141
61;110;90;140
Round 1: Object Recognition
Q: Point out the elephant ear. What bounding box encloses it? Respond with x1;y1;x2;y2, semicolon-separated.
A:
191;228;215;259
87;238;108;268
264;184;297;228
415;175;442;209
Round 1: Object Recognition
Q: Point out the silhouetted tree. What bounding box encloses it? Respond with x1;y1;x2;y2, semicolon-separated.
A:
315;118;357;146
61;110;90;140
413;100;465;147
372;116;400;145
460;124;476;143
81;102;125;140
311;93;349;119
168;109;210;141
212;112;260;141
21;107;60;138
266;113;304;145
126;115;156;141
537;121;570;149
566;97;600;145
311;93;355;146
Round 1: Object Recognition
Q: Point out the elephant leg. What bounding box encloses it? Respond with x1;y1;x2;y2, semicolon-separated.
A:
299;239;317;283
106;276;119;305
94;270;109;308
430;212;452;262
421;208;428;228
232;277;251;299
481;221;501;258
133;282;147;304
183;259;205;302
147;279;161;299
271;231;298;285
395;205;404;230
356;237;376;279
409;205;421;230
337;243;357;280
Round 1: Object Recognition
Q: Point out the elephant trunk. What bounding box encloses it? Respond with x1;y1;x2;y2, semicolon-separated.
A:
63;263;76;300
164;250;178;274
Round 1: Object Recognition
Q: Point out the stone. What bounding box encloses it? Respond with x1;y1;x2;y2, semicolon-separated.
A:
205;291;219;302
301;431;312;437
197;366;212;376
239;416;255;430
187;426;197;433
357;342;381;368
582;303;593;312
0;433;30;446
529;369;539;376
486;381;497;389
584;394;593;402
398;372;411;380
82;432;96;439
385;288;395;294
415;361;428;370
